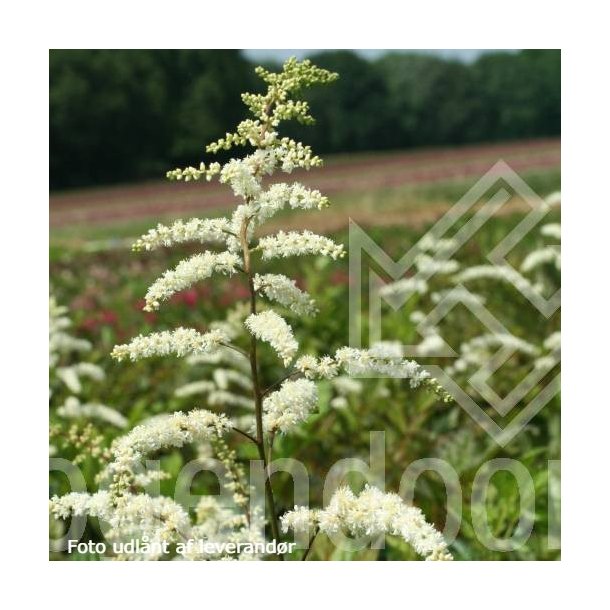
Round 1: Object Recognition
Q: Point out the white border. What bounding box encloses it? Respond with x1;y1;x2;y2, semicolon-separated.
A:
2;0;609;606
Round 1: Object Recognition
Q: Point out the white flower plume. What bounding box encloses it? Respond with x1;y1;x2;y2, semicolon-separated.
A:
244;310;298;366
111;328;228;362
262;378;318;433
144;251;241;311
253;273;317;316
110;409;232;477
281;485;452;561
257;230;345;261
132;218;231;252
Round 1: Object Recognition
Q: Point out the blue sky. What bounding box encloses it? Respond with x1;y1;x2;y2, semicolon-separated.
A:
242;49;518;63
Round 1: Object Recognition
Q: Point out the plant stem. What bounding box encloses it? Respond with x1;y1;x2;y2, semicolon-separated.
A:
240;216;284;560
301;530;319;561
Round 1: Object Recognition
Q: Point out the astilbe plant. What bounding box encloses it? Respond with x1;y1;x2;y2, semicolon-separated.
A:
49;294;126;467
50;58;452;561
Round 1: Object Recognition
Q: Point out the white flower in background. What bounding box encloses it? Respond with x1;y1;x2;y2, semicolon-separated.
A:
208;390;255;410
262;379;318;433
521;246;561;273
112;328;228;362
175;380;217;398
534;331;561;370
544;191;561;208
57;396;128;429
540;223;561;240
418;234;458;256
454;264;543;295
449;332;540;375
282;485;452;561
329;376;363;409
543;331;561;352
144;251;241;311
431;286;486;307
56;362;105;394
415;253;460;275
254;273;318;316
379;277;428;298
257;230;345;261
244;310;298;365
213;368;253;392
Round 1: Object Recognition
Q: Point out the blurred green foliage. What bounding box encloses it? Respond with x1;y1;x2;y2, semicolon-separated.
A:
50;49;560;190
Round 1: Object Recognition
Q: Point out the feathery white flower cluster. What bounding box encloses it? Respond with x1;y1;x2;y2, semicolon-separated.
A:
281;485;452;561
132;218;231;252
295;354;340;379
263;379;318;433
144;251;241;311
111;328;228;362
295;346;451;401
280;505;319;533
295;347;429;383
49;491;191;556
335;347;431;384
220;155;270;199
109;410;232;484
257;230;345;261
244;310;298;365
258;182;329;216
253;273;317;316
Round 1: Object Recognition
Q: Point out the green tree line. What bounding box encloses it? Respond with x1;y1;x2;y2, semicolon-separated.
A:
50;49;559;190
